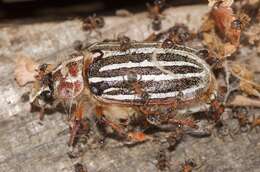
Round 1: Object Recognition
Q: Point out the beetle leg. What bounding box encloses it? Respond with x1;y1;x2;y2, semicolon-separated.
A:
39;107;45;121
102;116;151;142
139;105;197;128
95;106;126;137
68;102;88;147
69;120;81;147
168;118;198;129
95;106;151;142
139;107;160;116
139;107;166;126
102;116;126;136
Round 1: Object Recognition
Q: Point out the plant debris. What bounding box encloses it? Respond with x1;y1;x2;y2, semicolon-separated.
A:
200;0;244;58
230;62;260;98
228;95;260;107
14;55;38;86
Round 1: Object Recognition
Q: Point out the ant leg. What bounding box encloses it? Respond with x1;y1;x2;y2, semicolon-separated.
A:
139;104;197;128
210;100;225;121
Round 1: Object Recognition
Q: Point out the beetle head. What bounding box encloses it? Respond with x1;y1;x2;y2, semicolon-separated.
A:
30;63;55;108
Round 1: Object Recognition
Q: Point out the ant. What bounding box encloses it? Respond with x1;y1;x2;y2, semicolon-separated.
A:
74;163;88;172
156;149;170;171
146;0;166;18
118;35;131;51
82;14;105;32
146;0;166;31
181;159;196;172
152;16;162;31
166;126;184;151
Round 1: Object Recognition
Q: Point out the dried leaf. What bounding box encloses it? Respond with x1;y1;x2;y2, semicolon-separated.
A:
230;63;260;97
236;12;251;30
244;23;260;45
228;95;260;107
202;32;236;59
201;0;241;59
115;9;133;17
200;16;215;32
211;3;240;46
15;54;38;86
208;0;233;7
240;81;260;97
223;43;236;56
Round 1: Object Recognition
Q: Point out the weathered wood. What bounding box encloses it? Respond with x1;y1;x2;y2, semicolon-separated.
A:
0;5;259;172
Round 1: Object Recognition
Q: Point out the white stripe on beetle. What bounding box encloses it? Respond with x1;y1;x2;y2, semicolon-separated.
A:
101;48;197;59
101;84;205;100
98;48;210;81
89;71;207;83
99;60;201;72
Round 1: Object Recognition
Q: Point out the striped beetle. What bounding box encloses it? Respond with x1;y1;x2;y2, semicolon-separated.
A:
30;41;222;146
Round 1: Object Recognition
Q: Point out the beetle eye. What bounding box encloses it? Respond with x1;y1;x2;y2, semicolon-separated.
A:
40;90;53;102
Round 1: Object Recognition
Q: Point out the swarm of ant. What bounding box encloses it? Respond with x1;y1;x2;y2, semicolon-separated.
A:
14;0;260;171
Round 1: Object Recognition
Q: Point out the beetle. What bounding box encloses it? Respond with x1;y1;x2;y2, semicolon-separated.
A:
30;41;221;146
